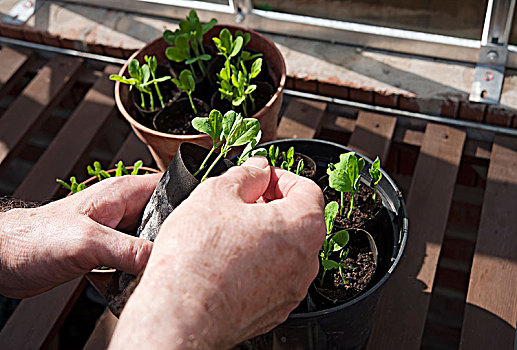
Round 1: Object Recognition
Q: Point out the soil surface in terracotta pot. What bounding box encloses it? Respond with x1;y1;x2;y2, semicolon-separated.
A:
319;177;384;229
153;97;210;134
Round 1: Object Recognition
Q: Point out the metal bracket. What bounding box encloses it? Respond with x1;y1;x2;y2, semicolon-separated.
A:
2;0;40;25
470;0;516;104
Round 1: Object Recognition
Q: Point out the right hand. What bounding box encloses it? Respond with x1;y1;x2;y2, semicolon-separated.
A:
111;156;326;349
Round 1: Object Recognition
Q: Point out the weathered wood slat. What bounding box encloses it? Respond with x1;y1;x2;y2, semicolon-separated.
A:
83;308;118;350
277;98;326;139
347;111;396;163
0;278;87;349
0;46;34;100
110;132;154;168
0;55;82;171
459;135;517;349
367;123;466;349
14;65;117;202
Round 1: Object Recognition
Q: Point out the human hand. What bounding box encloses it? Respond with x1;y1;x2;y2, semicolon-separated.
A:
112;157;326;349
0;174;160;298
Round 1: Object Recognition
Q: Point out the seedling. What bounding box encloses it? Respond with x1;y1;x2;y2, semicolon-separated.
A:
110;59;171;111
268;145;279;166
57;160;146;194
172;70;197;114
213;28;244;62
56;176;85;194
320;201;351;287
327;152;365;219
192;110;261;181
369;157;382;202
280;146;295;172
164;10;216;76
144;55;166;108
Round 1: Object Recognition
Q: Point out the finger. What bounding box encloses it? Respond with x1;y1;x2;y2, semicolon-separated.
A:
263;168;324;210
73;173;161;230
91;224;153;275
206;156;271;203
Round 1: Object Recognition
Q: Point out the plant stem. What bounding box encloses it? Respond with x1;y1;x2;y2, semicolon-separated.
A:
187;92;198;115
320;269;327;287
193;146;216;177
340;191;344;216
149;91;155;111
242;100;248;118
154;82;165;108
140;91;146;109
192;41;206;75
199;39;206;54
201;150;225;182
347;193;355;220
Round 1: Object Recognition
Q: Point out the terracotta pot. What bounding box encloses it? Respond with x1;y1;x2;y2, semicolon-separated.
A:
114;24;286;171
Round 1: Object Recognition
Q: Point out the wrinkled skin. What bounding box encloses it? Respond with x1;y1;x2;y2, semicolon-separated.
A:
111;157;326;349
0;174;160;298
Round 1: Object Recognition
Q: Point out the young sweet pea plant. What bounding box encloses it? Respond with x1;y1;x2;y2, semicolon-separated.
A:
369;157;382;202
164;10;217;76
214;29;263;117
57;160;145;194
320;201;352;287
110;58;171;111
172;70;198;114
268;145;304;175
327;152;365;219
191;109;264;181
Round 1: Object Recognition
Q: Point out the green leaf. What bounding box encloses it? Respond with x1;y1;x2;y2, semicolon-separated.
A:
185;57;198;65
245;85;256;94
252;148;267;157
56;178;71;190
166;47;187;62
322;259;340;270
230;36;243;58
192;117;214;140
209;109;223;142
128;60;140;80
141;65;151;84
331;230;349;251
115;161;124;177
179;70;195;92
220;29;231;53
328;168;352;193
237;130;262;165
230;118;259;147
132;160;143;175
202;18;217;34
222;110;238;140
109;75;138;85
232;96;245;106
369;156;382;185
198;54;211;61
250;58;263;78
324;201;339;234
163;29;177;45
287;147;294;161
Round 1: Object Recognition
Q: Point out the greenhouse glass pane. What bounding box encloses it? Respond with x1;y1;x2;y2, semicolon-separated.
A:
253;0;488;40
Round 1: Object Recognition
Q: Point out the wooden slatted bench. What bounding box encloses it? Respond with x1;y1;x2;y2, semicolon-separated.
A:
0;44;515;349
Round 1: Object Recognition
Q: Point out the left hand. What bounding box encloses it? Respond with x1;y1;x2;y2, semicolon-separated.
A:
0;174;160;298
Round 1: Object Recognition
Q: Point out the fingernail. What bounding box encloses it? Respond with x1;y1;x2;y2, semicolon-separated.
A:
243;156;268;170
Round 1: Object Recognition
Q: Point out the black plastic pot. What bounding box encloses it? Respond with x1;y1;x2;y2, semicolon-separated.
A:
239;139;408;350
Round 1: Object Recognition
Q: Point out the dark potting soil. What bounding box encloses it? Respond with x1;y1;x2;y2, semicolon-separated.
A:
319;245;376;302
322;182;383;229
153;98;210;135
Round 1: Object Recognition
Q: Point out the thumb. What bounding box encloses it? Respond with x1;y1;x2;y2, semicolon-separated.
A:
215;156;271;203
92;225;153;275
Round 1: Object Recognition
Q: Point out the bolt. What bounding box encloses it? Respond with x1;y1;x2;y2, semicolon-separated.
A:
487;50;498;61
484;71;494;82
280;336;287;343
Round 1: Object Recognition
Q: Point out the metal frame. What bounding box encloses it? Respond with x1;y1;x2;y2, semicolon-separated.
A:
58;0;517;103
